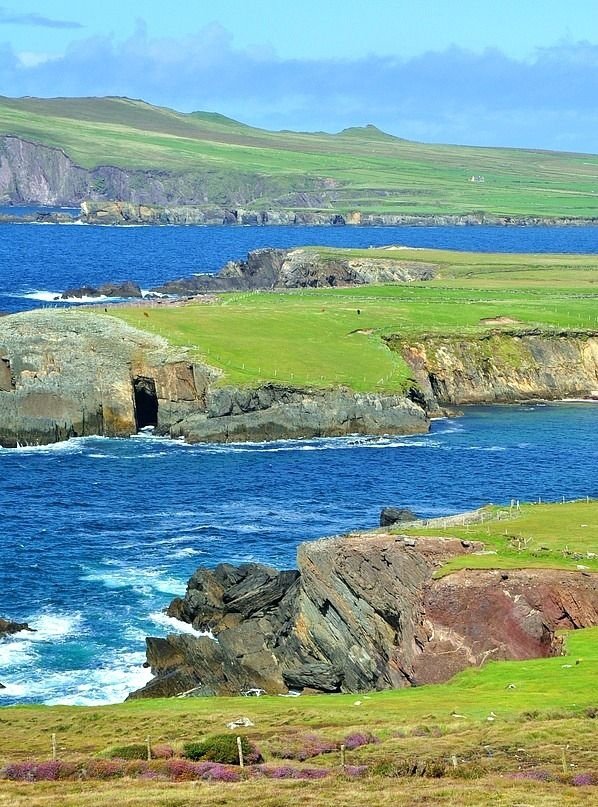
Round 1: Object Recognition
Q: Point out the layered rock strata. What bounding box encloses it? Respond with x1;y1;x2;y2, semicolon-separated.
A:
130;529;598;698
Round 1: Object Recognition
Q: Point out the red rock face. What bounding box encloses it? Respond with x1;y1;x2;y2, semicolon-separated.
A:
415;570;598;684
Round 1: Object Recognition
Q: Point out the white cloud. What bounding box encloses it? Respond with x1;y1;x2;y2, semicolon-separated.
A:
1;25;598;151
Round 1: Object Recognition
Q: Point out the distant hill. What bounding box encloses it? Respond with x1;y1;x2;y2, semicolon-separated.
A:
1;95;598;219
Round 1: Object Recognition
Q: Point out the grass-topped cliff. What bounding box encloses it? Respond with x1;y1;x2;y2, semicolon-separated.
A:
2;95;598;217
110;246;598;393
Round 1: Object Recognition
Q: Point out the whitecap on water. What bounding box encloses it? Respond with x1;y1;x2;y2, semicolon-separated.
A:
149;611;215;639
80;565;185;595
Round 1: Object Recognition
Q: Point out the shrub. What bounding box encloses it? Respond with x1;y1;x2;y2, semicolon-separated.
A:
271;733;337;761
257;765;329;780
343;731;379;751
509;770;552;782
572;772;596;786
165;759;200;781
104;743;148;760
183;734;261;765
151;743;174;759
2;761;63;782
584;706;598;719
83;759;125;780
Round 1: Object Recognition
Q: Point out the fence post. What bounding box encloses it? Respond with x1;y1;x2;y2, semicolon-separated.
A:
146;736;151;762
237;736;245;769
51;733;57;761
340;743;346;767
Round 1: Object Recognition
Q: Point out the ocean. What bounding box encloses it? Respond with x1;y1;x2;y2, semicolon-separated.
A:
0;223;596;705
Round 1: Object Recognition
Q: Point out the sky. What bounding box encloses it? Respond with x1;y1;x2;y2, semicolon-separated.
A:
2;1;598;152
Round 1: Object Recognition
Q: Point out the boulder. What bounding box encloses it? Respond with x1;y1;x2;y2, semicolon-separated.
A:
379;506;418;527
0;617;33;636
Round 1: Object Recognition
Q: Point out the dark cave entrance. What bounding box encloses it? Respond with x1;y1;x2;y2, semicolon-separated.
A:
133;376;158;430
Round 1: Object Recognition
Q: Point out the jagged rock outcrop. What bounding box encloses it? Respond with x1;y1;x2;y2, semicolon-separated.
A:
0;310;429;447
130;527;598;698
153;247;438;296
59;281;143;300
0;617;33;636
392;330;598;406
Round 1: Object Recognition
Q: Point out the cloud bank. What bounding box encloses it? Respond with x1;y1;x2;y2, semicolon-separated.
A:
0;6;82;29
3;22;598;152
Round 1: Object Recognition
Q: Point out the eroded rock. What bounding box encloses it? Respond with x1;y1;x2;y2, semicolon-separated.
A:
130;529;598;699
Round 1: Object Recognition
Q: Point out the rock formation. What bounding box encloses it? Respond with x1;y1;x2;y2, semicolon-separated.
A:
151;247;438;296
60;281;143;300
0;617;33;636
130;524;598;698
392;330;598;406
0;310;429;447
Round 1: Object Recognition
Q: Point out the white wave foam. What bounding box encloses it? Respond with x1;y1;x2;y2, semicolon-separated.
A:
25;612;85;642
172;547;202;558
20;290;119;304
3;650;154;706
149;611;215;639
81;566;185;595
0;437;92;455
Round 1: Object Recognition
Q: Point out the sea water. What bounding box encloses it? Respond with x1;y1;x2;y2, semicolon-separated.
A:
0;223;597;705
2;223;598;313
0;404;596;705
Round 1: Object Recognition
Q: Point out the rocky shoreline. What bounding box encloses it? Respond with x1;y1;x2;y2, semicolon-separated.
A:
4;201;598;228
129;510;598;699
1;304;598;448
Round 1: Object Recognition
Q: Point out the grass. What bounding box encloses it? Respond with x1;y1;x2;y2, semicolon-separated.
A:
0;629;596;804
3;95;598;217
107;246;598;391
394;500;598;576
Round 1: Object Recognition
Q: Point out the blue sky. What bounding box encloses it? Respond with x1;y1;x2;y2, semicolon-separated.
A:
2;1;598;151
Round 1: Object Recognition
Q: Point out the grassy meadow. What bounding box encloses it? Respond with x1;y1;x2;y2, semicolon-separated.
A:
395;500;598;576
3;95;598;217
109;246;598;392
0;628;596;805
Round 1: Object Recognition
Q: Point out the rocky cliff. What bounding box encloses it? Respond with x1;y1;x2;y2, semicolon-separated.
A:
391;330;598;406
130;524;598;698
153;247;438;296
0;310;428;447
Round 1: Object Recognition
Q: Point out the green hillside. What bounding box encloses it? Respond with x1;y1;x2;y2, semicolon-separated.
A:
2;95;598;217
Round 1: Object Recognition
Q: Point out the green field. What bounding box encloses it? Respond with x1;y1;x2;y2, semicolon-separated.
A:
3;95;598;217
1;628;596;805
396;500;598;576
109;246;598;392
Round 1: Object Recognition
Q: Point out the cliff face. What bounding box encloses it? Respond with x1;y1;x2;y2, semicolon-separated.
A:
0;136;325;209
392;330;598;407
130;528;598;698
153;247;438;296
0;310;216;446
0;310;428;447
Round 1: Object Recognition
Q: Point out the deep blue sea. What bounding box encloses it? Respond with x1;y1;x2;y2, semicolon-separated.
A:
2;222;598;313
0;223;597;706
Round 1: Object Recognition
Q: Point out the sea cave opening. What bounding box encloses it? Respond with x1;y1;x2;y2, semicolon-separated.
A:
133;376;158;430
